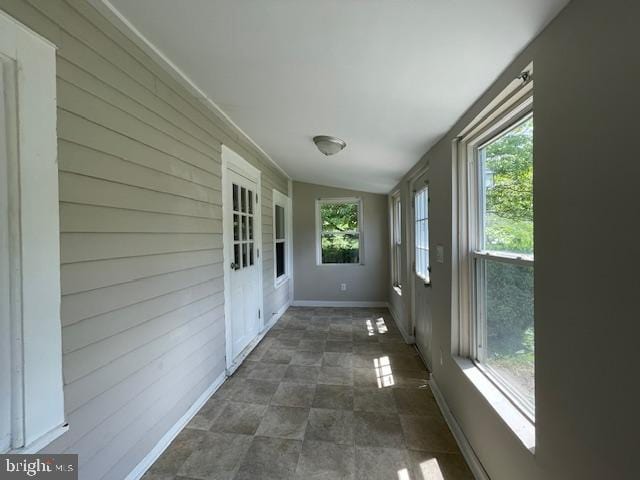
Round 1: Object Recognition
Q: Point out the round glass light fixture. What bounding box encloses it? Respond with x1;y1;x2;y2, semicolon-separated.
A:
313;135;346;156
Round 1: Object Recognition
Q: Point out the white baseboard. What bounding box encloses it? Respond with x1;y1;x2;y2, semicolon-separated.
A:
291;300;387;308
429;377;490;480
268;300;291;328
126;371;226;480
386;301;415;344
126;301;291;479
227;300;290;375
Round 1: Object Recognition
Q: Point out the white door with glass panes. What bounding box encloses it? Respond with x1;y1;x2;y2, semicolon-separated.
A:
227;169;261;360
412;173;433;370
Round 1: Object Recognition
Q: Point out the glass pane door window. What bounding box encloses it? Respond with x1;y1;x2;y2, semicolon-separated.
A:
232;183;255;270
474;113;535;417
414;187;430;283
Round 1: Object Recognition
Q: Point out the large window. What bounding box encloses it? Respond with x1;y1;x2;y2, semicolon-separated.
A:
474;113;534;416
316;198;362;264
273;190;290;287
458;84;535;420
391;193;402;289
414;187;430;283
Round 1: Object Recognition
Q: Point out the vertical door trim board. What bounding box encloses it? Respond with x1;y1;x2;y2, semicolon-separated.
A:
407;164;430;346
221;145;264;373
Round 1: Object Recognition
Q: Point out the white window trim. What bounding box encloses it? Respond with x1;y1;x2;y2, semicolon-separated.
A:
273;189;291;289
390;191;402;292
452;63;536;449
0;11;66;453
315;197;364;266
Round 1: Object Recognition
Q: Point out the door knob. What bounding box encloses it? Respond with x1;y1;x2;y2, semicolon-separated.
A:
230;262;239;270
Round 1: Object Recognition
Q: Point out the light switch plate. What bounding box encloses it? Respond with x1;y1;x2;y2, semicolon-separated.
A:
436;245;444;263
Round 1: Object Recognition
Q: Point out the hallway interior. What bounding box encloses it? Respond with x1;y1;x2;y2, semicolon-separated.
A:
143;307;473;479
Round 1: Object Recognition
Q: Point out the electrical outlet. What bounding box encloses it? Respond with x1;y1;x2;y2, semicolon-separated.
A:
436;245;444;264
340;283;347;291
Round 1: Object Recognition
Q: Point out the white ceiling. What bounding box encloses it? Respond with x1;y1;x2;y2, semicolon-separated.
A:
104;0;568;193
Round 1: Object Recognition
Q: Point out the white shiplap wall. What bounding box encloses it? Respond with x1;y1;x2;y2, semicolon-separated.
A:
0;0;291;478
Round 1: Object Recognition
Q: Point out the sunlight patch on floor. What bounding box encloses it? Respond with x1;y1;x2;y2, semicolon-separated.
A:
366;319;376;336
374;355;395;388
417;457;445;480
397;467;411;480
376;317;388;333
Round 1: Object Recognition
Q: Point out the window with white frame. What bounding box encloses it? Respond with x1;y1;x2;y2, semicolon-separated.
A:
457;75;535;420
414;187;430;283
391;193;402;289
316;198;362;264
273;189;290;287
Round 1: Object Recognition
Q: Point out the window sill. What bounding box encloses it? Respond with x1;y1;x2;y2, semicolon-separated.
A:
274;275;289;289
316;263;365;267
392;285;402;296
453;356;535;453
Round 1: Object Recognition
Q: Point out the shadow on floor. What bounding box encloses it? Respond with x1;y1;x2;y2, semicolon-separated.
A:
143;306;474;480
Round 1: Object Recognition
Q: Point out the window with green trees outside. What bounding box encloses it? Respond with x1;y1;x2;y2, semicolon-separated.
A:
318;200;361;264
475;113;535;417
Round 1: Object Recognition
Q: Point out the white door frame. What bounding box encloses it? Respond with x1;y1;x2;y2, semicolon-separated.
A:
408;164;430;347
221;145;264;373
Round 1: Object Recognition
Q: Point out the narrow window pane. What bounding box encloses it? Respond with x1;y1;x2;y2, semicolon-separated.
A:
241;187;247;213
248;190;253;214
233;243;240;268
249;242;254;266
480;259;535;408
480;115;533;256
242;243;247;268
276;242;285;277
414;187;430;282
395;199;402;244
241;215;247;240
232;184;239;212
233;214;240;241
275;205;285;240
321;233;359;264
248;215;254;240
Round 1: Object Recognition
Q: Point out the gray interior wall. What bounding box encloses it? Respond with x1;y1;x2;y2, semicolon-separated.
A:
292;181;388;303
0;1;289;478
391;1;638;479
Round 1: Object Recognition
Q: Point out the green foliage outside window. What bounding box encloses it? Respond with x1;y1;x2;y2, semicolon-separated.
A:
320;202;360;263
481;116;535;402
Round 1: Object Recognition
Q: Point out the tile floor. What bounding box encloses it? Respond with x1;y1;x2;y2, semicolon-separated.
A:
143;307;474;480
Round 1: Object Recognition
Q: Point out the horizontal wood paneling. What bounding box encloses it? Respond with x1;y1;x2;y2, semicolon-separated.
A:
61;266;222;326
0;0;291;478
58;317;225;451
63;306;224;415
60;203;222;234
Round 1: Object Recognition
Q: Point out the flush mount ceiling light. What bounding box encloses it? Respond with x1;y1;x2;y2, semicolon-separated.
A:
313;135;347;156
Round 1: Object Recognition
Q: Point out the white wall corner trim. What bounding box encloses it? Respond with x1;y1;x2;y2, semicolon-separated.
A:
291;300;388;308
429;378;490;480
86;0;290;180
0;9;64;453
125;372;226;480
386;302;415;344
